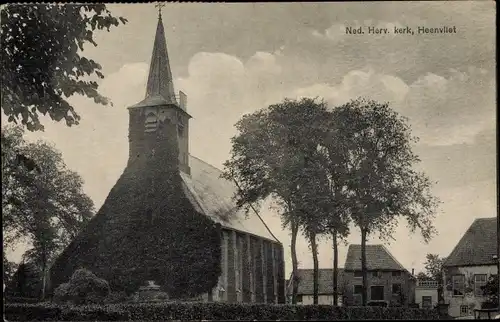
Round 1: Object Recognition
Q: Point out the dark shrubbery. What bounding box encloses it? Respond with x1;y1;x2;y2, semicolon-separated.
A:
5;302;441;321
481;275;499;309
53;269;110;305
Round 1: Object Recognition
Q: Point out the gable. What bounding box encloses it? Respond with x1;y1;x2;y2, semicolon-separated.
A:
181;155;280;243
443;217;497;267
344;244;407;271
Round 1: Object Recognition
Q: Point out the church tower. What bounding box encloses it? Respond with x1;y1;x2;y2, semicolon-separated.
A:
127;11;191;174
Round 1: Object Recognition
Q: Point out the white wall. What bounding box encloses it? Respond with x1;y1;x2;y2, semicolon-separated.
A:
415;288;438;308
298;294;343;306
443;265;497;318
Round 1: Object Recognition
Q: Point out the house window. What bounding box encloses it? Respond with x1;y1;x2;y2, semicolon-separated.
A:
372;271;381;278
354;271;363;278
460;305;468;316
474;274;487;296
297;294;303;303
370;285;385;301
353;285;363;294
452;275;465;296
422;296;432;309
392;283;402;294
392;271;401;277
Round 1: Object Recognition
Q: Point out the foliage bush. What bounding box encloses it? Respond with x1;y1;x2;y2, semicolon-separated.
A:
53;269;110;305
5;302;440;321
4;297;41;304
4;261;43;299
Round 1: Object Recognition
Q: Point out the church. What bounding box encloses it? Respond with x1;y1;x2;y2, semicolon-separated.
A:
49;11;285;304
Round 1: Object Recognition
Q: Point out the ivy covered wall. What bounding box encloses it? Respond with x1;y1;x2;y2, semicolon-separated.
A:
50;111;222;299
443;265;498;317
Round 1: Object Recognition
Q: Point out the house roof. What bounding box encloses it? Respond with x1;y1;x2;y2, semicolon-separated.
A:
443;217;497;267
286;268;346;295
181;155;280;244
344;244;407;271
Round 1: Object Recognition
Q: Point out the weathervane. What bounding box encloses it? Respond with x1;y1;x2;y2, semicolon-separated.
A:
155;2;165;18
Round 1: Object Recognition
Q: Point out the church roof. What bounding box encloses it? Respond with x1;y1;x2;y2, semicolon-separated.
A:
443;217;497;267
132;14;177;109
181;155;280;243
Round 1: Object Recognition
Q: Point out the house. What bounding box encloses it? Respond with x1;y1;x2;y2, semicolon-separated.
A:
442;217;498;318
286;268;346;305
343;244;415;306
49;12;285;304
414;279;439;309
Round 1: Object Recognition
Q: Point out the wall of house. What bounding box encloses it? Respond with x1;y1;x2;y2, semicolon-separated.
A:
343;271;413;306
207;229;285;304
443;265;498;318
415;288;438;308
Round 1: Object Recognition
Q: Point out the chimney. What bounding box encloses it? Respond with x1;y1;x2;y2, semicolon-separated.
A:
412;268;415;275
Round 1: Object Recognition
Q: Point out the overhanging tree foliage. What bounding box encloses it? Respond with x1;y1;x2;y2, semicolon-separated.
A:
2;125;94;299
1;4;127;131
330;98;440;305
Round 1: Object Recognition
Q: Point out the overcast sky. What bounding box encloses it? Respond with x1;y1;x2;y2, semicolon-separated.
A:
5;2;497;276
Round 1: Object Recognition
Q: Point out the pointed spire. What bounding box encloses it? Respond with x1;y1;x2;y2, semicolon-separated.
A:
145;11;177;104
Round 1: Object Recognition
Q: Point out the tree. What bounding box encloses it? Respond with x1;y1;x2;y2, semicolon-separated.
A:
416;271;431;280
481;275;499;309
223;98;330;304
423;253;446;302
1;4;127;131
330;98;440;305
3;252;17;287
315;127;352;306
2;125;94;299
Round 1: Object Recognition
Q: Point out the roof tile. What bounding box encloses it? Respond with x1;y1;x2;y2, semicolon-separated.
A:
344;244;407;271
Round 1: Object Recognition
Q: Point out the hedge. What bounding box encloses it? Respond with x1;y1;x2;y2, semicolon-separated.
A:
5;302;440;321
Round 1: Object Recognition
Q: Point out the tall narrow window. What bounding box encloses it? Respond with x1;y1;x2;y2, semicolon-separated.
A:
474;274;487;296
452;275;465;296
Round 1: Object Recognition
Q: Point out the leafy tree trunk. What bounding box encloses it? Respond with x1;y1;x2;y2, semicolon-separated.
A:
291;220;299;304
361;227;368;306
40;241;47;301
332;230;339;306
311;231;319;305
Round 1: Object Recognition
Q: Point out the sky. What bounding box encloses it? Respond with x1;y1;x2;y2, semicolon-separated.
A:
4;2;497;276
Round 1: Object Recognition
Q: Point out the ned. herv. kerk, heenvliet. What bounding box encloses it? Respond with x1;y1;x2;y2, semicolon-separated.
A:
49;12;286;304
